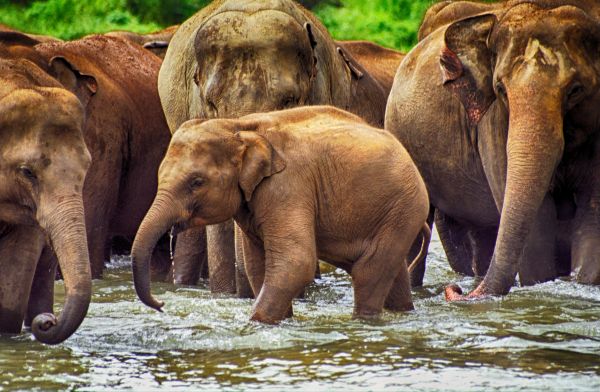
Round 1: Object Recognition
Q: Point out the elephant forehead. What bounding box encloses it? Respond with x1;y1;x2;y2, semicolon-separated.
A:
196;10;307;51
0;88;82;131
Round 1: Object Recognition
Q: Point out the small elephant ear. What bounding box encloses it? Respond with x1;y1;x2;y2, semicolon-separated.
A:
304;22;318;78
336;46;364;79
440;14;496;127
49;56;98;106
236;131;286;202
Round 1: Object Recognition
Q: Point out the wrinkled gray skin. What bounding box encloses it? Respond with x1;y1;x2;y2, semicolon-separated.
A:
386;0;600;300
158;0;388;296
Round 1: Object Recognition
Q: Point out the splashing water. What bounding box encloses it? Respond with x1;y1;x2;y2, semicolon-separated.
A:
1;231;599;391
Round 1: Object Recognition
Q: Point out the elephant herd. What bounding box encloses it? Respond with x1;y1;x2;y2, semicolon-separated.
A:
0;0;599;345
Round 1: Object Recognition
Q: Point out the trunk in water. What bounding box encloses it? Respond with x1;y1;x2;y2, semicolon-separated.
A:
132;191;181;311
32;196;91;345
446;91;564;299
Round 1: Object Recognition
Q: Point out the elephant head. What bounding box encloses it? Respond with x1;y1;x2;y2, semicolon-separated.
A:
132;119;285;310
192;10;318;119
159;0;379;132
0;48;94;343
440;3;600;297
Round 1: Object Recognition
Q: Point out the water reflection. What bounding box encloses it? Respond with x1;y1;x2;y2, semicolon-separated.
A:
1;232;599;390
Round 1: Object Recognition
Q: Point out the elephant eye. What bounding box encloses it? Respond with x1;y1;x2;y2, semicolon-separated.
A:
567;83;584;101
18;165;37;182
190;177;205;189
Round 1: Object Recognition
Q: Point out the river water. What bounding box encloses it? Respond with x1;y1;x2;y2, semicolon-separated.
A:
1;232;599;391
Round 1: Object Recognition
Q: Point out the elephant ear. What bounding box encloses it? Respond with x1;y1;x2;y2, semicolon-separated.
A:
440;14;496;127
336;46;364;79
49;56;98;106
303;22;318;79
236;131;286;203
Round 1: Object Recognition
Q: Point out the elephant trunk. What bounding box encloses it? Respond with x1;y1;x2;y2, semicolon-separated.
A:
132;190;181;311
447;90;564;299
32;195;91;345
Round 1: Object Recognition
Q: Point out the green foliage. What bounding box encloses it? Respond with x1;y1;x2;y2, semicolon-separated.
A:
0;0;161;39
126;0;210;26
0;0;442;49
313;0;435;51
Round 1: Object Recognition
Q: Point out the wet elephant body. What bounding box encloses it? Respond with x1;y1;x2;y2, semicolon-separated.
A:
158;0;395;295
0;33;171;343
0;34;92;343
385;0;600;299
131;106;430;324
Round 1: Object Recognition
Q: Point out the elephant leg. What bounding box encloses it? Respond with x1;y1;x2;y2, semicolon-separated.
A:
234;223;254;298
408;207;435;287
571;196;600;284
357;232;414;317
435;210;474;276
25;245;57;328
206;220;236;294
241;232;266;297
151;233;173;282
250;212;316;324
172;227;207;285
468;226;497;277
518;195;558;285
87;224;108;279
0;226;45;333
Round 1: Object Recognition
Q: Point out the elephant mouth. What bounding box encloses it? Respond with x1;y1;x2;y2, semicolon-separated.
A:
171;221;188;236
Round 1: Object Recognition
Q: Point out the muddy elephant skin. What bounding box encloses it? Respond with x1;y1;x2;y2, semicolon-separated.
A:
131;106;430;324
385;0;600;300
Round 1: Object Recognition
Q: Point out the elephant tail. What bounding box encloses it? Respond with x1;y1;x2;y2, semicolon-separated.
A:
407;223;431;274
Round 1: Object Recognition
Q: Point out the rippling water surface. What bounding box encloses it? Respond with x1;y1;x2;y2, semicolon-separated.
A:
1;232;600;391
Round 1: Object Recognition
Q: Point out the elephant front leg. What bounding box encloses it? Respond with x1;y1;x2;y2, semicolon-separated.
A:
0;226;45;333
172;227;207;285
518;195;558;285
206;220;236;294
571;193;600;285
250;213;317;324
25;246;57;328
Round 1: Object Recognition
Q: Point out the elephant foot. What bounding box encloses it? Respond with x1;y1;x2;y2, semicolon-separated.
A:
444;283;490;301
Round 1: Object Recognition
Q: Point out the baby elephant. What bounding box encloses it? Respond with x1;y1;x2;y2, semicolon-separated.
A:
132;106;430;323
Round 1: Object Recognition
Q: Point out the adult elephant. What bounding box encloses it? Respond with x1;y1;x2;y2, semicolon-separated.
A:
386;0;600;300
33;35;172;280
0;32;92;344
158;0;389;296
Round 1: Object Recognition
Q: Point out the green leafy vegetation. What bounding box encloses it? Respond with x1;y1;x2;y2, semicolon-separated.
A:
0;0;440;50
314;0;435;52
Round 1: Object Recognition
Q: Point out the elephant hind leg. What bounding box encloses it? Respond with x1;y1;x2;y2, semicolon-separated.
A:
354;231;415;317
